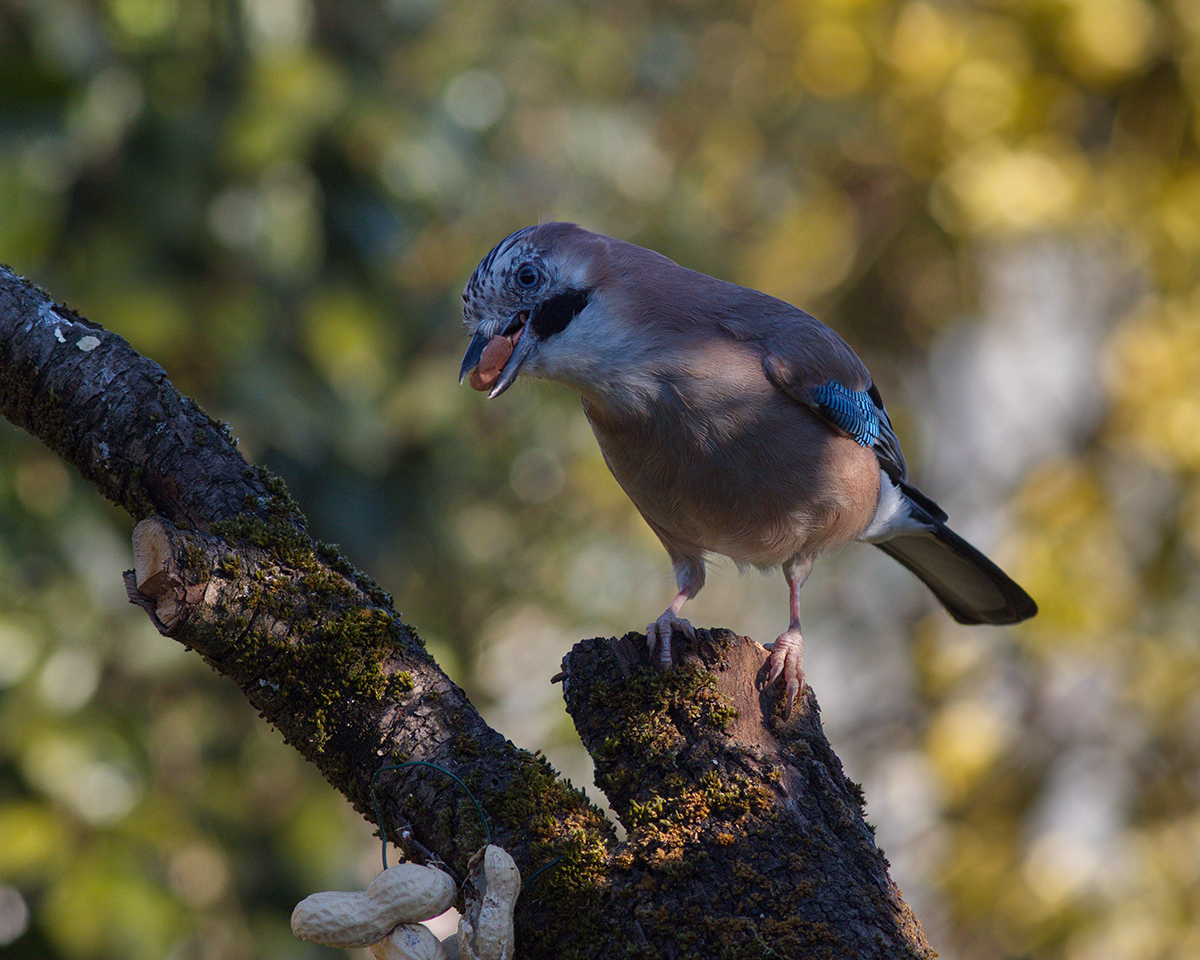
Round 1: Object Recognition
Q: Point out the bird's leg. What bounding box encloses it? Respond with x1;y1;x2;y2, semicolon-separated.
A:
647;588;695;669
766;556;814;714
646;558;704;669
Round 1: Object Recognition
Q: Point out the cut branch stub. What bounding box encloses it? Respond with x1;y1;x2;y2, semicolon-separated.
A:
128;517;211;632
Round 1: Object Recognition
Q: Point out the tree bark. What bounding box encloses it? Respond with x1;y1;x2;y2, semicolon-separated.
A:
0;263;934;959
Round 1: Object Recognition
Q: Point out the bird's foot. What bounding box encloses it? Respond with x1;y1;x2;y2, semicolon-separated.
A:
765;628;806;716
646;612;696;669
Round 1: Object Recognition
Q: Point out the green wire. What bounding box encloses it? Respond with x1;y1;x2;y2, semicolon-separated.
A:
370;761;566;893
370;761;491;869
519;855;563;893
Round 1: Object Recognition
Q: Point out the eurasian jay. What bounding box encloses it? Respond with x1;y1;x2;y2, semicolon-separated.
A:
459;223;1037;711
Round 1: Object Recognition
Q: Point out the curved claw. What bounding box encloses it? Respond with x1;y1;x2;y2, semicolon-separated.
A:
765;628;806;716
647;612;696;670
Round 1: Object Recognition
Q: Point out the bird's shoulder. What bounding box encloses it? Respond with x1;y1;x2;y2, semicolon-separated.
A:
604;258;865;372
590;246;880;412
703;282;874;397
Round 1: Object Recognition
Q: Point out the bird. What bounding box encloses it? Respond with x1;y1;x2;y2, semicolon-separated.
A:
458;223;1037;711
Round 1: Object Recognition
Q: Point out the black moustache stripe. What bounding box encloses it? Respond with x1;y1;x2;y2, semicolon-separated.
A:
531;288;590;338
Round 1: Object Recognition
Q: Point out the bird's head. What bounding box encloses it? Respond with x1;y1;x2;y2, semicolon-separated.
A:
459;223;600;398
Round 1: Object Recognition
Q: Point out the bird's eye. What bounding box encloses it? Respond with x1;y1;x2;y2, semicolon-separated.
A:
515;264;540;288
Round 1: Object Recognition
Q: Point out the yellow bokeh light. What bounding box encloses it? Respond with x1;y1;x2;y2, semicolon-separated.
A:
738;179;857;303
108;0;178;41
888;0;967;91
798;20;873;97
1061;0;1160;82
941;59;1021;142
1157;169;1200;254
1012;460;1137;638
937;140;1086;234
926;697;1013;798
301;286;390;402
1107;295;1200;471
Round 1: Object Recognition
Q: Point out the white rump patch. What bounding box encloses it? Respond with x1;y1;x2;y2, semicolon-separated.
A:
859;470;927;542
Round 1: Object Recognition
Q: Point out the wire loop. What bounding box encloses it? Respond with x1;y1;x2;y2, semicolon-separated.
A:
370;761;491;868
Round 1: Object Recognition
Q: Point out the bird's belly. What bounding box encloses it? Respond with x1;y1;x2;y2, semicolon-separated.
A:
593;403;881;568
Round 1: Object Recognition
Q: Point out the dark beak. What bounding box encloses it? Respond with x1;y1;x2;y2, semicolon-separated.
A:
458;330;490;385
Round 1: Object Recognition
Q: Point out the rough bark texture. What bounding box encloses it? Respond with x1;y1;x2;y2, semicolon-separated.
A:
0;263;934;959
559;631;931;957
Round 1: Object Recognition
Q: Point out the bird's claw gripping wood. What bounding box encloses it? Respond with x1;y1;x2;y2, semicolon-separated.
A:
765;629;806;716
646;611;696;670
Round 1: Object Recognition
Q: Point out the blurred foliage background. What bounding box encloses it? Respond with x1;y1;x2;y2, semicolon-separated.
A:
0;0;1198;957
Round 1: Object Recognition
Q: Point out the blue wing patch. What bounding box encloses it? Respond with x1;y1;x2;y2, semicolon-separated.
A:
810;381;880;448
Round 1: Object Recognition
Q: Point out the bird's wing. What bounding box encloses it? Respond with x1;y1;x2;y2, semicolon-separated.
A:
759;333;910;485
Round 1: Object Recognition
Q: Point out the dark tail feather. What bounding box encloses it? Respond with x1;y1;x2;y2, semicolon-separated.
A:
875;524;1037;625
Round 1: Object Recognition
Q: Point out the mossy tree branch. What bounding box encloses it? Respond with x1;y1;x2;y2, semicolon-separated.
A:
0;264;933;959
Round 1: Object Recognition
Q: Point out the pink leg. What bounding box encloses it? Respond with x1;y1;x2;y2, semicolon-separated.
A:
646;558;704;669
646;587;696;669
766;557;813;714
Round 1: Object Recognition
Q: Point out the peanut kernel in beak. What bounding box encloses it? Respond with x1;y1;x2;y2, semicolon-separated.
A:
468;335;514;391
